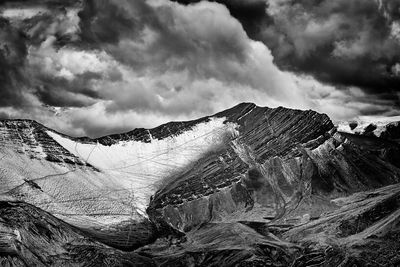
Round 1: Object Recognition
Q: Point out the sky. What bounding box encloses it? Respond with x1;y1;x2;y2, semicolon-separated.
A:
0;0;399;137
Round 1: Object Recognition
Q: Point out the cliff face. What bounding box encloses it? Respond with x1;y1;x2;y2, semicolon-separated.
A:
148;103;400;233
0;120;88;167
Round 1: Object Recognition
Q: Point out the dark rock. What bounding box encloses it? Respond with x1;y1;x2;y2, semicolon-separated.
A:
148;104;400;233
0;200;156;266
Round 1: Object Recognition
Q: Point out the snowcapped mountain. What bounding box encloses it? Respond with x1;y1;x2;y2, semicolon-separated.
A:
337;115;400;141
1;103;400;266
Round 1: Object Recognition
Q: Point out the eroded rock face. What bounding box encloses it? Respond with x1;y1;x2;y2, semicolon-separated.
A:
0;110;242;249
138;183;400;266
0;120;87;165
148;103;400;233
137;222;301;267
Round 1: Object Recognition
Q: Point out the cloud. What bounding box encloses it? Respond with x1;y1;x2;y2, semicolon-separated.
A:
260;0;400;91
76;0;311;113
0;0;399;137
0;19;29;107
175;0;400;111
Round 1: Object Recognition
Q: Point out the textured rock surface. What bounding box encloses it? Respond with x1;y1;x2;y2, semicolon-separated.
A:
0;119;155;249
0;120;86;165
1;103;400;266
0;199;155;266
148;103;400;233
0;114;239;249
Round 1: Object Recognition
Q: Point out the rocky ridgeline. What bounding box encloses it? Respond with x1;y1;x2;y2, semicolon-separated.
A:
0;120;88;166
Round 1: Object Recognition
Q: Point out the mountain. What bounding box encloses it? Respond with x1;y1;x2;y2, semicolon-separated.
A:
337;116;400;142
1;103;400;266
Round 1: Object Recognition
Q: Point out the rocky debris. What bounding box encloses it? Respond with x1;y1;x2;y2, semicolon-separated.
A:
3;183;399;266
137;222;300;267
80;219;157;251
284;183;400;266
143;183;400;266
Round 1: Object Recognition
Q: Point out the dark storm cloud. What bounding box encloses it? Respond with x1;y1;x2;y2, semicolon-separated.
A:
261;0;400;107
172;0;269;38
0;0;105;110
77;0;249;76
33;72;102;107
0;18;29;107
69;0;273;117
77;0;147;45
262;0;400;91
1;0;399;136
175;0;400;112
1;0;278;136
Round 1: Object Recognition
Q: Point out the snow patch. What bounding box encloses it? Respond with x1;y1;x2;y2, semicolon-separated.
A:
337;115;400;137
46;117;239;215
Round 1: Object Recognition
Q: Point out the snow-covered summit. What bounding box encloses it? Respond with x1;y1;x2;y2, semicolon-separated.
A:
337;115;400;139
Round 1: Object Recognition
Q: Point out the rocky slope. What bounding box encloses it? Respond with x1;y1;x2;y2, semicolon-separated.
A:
0;196;155;266
148;103;400;233
1;103;400;266
0;113;239;249
0;119;156;249
140;183;400;266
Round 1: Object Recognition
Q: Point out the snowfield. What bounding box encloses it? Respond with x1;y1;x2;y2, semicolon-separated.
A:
0;117;239;226
0;117;238;226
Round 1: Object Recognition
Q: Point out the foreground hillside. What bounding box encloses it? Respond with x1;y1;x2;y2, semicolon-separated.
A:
0;197;155;266
1;103;400;266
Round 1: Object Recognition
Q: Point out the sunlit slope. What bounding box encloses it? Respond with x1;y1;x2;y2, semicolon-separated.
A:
0;121;140;226
0;115;239;227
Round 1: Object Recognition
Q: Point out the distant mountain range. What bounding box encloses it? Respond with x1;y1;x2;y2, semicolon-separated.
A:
1;103;400;266
338;115;400;141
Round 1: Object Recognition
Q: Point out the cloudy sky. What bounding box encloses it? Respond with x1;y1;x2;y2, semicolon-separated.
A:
0;0;399;137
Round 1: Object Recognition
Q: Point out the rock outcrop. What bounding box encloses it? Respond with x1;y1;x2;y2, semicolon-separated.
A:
148;103;400;233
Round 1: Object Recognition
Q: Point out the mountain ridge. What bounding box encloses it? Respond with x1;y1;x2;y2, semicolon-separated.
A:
0;102;330;143
1;103;400;265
